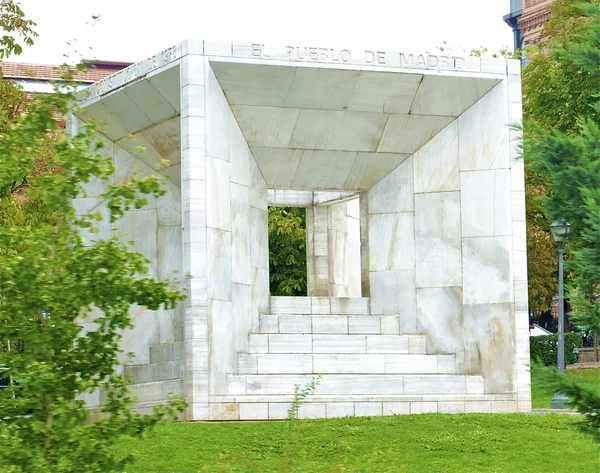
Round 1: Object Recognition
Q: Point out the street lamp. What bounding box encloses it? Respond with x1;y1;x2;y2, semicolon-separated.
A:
549;218;571;408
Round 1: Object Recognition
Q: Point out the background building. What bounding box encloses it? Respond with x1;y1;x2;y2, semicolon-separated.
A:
504;0;524;51
520;0;556;45
1;60;129;94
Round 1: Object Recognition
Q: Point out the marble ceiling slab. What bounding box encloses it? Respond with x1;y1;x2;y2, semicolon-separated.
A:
289;109;388;152
212;62;295;107
410;75;500;117
231;105;300;148
348;71;422;113
377;114;455;154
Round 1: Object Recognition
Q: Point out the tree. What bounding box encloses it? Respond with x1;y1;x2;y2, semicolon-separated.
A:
0;0;36;61
268;207;307;296
526;2;600;423
0;4;186;471
522;0;600;312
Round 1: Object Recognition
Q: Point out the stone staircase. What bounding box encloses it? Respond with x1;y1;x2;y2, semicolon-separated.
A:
209;297;497;420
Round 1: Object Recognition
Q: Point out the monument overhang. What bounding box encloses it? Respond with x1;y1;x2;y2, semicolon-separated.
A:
76;40;516;191
73;40;529;421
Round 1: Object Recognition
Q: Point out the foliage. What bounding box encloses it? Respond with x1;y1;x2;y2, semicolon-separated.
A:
0;79;27;132
0;9;186;471
0;0;36;61
523;0;600;133
521;0;600;310
531;365;600;408
287;375;321;420
525;2;600;434
268;207;307;296
526;2;600;323
536;364;600;440
529;333;583;366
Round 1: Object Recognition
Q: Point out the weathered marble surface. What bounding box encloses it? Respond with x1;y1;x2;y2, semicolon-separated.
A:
76;41;528;420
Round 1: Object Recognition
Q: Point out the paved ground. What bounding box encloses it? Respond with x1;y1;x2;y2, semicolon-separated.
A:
567;362;600;369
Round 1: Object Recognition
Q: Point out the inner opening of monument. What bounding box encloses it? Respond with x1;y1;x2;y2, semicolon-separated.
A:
267;206;307;296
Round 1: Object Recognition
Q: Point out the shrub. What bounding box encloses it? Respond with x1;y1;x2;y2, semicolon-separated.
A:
530;333;583;366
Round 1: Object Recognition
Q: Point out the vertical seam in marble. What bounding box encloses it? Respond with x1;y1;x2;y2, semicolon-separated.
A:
373;112;391;153
407;74;425;115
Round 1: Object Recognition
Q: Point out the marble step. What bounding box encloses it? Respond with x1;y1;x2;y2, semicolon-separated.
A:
237;353;456;375
248;333;428;354
270;296;370;315
259;314;410;335
226;373;485;397
210;393;517;420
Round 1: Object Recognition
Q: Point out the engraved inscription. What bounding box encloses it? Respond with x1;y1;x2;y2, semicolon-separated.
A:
282;45;352;63
247;45;467;71
365;50;386;65
90;44;180;98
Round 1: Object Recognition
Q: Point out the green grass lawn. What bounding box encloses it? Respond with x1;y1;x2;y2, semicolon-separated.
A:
115;413;599;473
531;365;600;408
112;368;600;473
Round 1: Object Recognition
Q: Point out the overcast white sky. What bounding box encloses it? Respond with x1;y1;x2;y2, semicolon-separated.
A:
14;0;514;65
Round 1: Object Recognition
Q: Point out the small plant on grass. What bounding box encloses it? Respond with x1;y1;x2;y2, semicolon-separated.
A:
287;374;321;420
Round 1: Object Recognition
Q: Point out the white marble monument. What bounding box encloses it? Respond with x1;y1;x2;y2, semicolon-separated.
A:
72;40;530;420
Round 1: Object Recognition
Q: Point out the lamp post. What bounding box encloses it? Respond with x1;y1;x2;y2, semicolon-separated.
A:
549;218;571;408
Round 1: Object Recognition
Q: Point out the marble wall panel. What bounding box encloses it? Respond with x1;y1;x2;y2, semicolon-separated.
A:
462;237;513;305
232;283;252;355
370;270;417;332
72;197;111;243
460;169;511;238
416;287;464;363
368;157;413;214
181;53;205;87
230;117;251;187
249;207;268;270
249;153;268;211
113;144;155;185
157;225;182;281
347;208;361;297
206;228;232;302
206;156;231;231
458;82;509;171
413;121;459;193
205;67;231;161
306;206;329;296
208;299;233;395
181;85;205;119
463;303;515;393
181;115;205;151
414;192;462;288
231;183;251;285
157;179;182;227
368;213;414;271
121;305;158;364
115;209;158;278
328;229;347;290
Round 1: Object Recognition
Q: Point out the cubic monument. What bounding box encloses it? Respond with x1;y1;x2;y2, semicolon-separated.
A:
72;40;530;420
